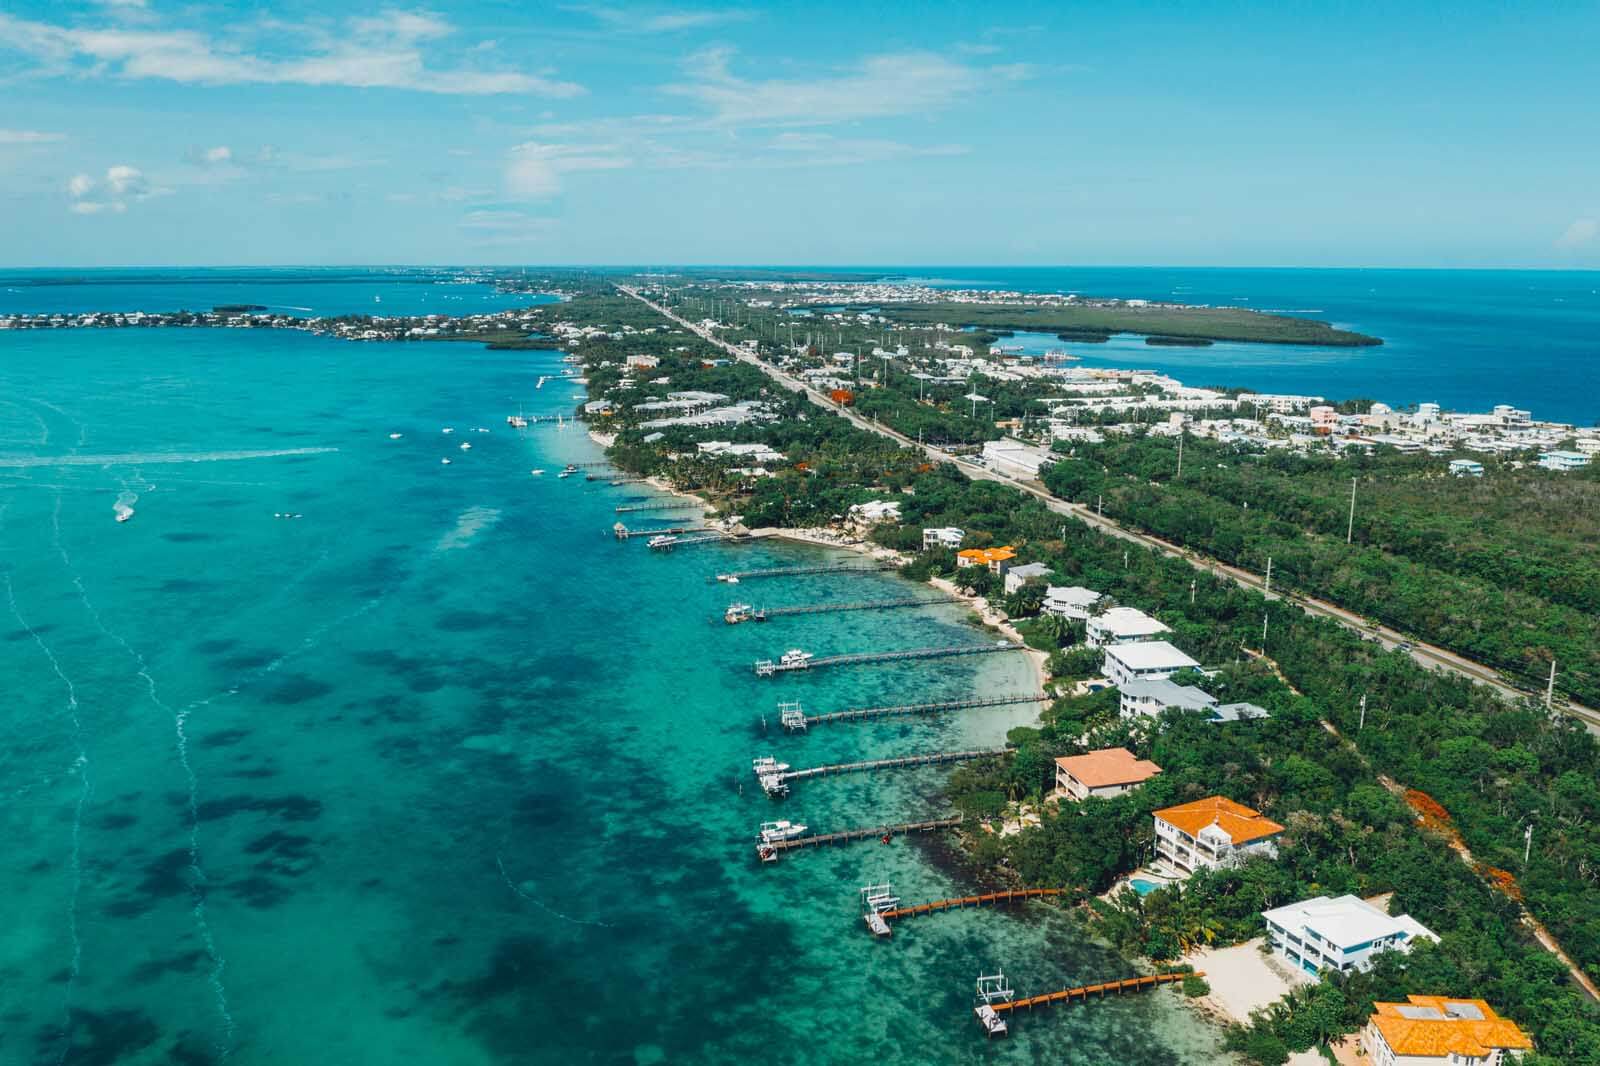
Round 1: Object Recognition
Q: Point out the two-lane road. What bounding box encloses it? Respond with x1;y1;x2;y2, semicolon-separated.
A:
619;286;1598;734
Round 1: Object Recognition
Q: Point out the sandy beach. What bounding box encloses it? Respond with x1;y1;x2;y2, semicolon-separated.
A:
1183;938;1310;1026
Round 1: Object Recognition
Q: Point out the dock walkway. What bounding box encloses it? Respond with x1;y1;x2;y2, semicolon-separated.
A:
787;693;1048;730
991;971;1196;1013
780;748;1008;784
759;815;961;856
616;500;702;514
713;562;895;583
882;887;1063;922
724;597;941;624
755;643;1023;676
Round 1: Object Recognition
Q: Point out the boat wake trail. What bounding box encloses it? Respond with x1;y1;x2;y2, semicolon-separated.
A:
0;447;338;468
496;855;614;929
3;571;90;1065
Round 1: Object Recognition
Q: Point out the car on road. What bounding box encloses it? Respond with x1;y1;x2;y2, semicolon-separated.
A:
1397;641;1415;652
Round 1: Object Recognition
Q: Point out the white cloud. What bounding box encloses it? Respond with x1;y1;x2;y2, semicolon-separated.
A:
459;209;554;246
65;163;165;214
765;132;968;164
579;6;752;33
668;47;1003;126
0;129;66;144
0;9;584;97
1556;218;1597;249
202;145;231;163
504;141;630;199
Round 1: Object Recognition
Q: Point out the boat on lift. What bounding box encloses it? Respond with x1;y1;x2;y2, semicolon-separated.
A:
759;820;806;843
647;534;678;550
778;649;813;669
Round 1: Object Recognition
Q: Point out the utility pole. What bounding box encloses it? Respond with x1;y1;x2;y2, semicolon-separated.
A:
1176;432;1184;479
1123;549;1129;570
1546;659;1557;710
1261;613;1269;651
1190;579;1197;606
1264;556;1273;596
1524;823;1534;865
1346;476;1357;545
1358;694;1367;732
1096;495;1103;519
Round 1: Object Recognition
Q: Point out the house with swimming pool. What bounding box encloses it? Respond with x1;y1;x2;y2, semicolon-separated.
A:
1261;894;1436;976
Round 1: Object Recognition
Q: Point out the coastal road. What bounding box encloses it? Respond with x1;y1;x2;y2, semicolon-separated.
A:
617;286;1600;734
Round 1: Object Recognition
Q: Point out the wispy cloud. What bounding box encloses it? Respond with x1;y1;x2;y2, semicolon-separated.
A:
1556;217;1597;249
65;163;168;214
576;6;752;33
667;47;1009;127
766;132;967;165
0;129;66;144
459;209;554;246
504;141;631;199
0;8;584;96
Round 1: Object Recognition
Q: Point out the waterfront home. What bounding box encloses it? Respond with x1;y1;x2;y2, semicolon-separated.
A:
1152;796;1284;875
625;354;660;369
1538;450;1590;472
583;399;615;416
1449;459;1485;477
1103;641;1201;687
1041;585;1102;620
1053;747;1162;801
847;500;902;527
1119;679;1271;723
1086;607;1172;647
1003;562;1053;595
1361;996;1532;1065
1262;895;1436;976
956;545;1016;574
922;526;965;550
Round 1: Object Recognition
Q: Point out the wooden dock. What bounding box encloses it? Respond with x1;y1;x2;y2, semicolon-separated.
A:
723;597;942;624
614;523;717;540
616;500;702;514
712;562;896;584
881;887;1063;922
754;642;1024;676
758;815;962;855
990;970;1197;1014
785;693;1049;730
778;747;1009;785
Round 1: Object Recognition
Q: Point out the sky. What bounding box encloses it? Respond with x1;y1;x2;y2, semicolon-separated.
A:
1;1;1597;268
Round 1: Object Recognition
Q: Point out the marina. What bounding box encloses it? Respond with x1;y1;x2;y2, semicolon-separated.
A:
776;693;1049;731
753;642;1025;676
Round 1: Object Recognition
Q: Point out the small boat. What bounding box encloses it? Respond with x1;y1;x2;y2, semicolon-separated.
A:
647;534;678;550
388;432;403;440
507;415;529;428
759;820;806;843
114;504;135;523
459;442;472;451
475;427;489;434
530;469;545;476
442;427;455;434
724;603;755;624
557;470;573;479
778;649;813;668
440;458;452;465
752;757;791;776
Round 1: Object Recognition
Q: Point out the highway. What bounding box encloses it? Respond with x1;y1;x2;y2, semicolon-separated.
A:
618;286;1599;734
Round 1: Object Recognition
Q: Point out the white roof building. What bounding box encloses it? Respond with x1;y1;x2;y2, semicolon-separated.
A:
1003;562;1053;594
981;438;1055;479
1262;895;1436;977
1102;641;1200;687
1087;607;1172;647
1041;585;1101;620
1539;450;1590;472
922;527;965;549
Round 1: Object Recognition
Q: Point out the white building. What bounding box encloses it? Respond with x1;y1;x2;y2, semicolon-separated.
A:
981;438;1055;479
847;500;902;525
1041;585;1102;620
1539;450;1590;472
1262;895;1436;977
1449;459;1485;477
922;527;965;550
1003;562;1053;595
1152;796;1284;875
1086;607;1172;647
1102;641;1200;687
1119;679;1269;723
1362;996;1532;1065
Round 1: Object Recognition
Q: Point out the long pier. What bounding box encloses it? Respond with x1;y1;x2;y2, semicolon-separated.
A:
754;643;1024;676
881;888;1063;922
724;597;942;624
758;815;962;857
778;748;1009;785
616;500;702;514
712;562;896;584
614;523;717;540
658;532;728;549
991;971;1196;1014
784;693;1048;731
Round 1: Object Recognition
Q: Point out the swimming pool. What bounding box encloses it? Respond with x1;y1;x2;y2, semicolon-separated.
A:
1129;878;1164;896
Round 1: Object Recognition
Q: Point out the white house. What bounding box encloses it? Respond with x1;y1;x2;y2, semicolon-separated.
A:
1119;679;1269;723
1053;747;1162;801
1362;996;1532;1065
922;527;965;550
1262;895;1436;977
1041;585;1102;620
1539;450;1590;472
1102;641;1200;687
1152;796;1284;875
1003;562;1053;595
846;500;902;526
1449;459;1485;477
1086;607;1172;647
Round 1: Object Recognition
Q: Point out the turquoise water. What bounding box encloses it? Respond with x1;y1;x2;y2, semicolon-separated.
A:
1130;880;1162;898
0;325;1224;1063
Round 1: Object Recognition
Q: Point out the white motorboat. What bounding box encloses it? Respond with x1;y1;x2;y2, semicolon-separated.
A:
440;458;452;465
778;649;813;668
388;432;403;439
647;534;678;550
442;427;455;434
459;442;472;451
114;504;134;523
759;820;807;843
530;469;545;476
752;756;791;776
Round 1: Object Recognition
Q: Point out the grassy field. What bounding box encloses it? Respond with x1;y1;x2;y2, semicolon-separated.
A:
877;301;1383;346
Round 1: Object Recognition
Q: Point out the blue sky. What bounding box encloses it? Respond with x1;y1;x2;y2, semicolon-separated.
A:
2;1;1597;268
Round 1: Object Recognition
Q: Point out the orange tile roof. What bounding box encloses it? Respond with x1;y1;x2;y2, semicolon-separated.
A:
1153;796;1285;845
1369;996;1533;1057
957;545;1016;564
1055;747;1162;789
